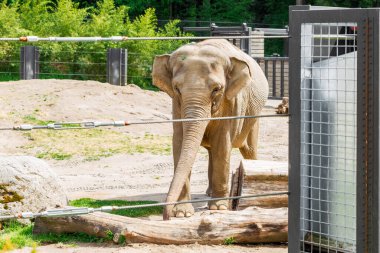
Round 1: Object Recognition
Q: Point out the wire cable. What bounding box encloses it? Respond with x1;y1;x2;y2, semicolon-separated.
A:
0;114;289;131
0;191;289;220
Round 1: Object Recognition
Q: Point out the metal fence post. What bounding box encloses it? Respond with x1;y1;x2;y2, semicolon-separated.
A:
106;48;127;86
20;46;39;80
241;23;252;55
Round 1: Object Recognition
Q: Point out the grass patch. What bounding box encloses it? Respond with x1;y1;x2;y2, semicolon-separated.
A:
69;198;163;217
223;237;236;245
0;73;19;82
22;114;54;126
0;199;161;250
0;220;104;250
20;125;172;160
37;152;72;160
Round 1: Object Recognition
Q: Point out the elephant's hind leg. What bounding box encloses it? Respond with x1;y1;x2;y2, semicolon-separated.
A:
239;119;259;160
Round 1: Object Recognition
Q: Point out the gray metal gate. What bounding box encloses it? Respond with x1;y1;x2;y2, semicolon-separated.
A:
183;23;254;55
289;6;380;253
255;57;289;98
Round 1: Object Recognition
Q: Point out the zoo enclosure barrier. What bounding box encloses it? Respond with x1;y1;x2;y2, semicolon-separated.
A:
255;56;289;99
18;46;127;86
0;33;289;99
289;5;380;253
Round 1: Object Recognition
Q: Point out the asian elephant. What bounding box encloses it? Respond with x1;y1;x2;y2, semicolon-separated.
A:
152;39;269;220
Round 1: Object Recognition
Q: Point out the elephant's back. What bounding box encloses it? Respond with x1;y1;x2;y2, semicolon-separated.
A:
198;39;248;61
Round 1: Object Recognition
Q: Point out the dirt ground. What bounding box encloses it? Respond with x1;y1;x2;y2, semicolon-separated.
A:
0;79;288;253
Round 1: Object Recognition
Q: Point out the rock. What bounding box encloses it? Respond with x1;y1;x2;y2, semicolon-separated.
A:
0;156;68;217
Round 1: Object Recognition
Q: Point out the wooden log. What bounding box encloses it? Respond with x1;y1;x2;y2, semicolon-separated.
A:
33;207;288;245
230;160;288;210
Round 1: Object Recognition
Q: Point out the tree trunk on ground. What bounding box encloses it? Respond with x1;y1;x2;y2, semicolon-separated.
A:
230;160;288;210
33;207;288;245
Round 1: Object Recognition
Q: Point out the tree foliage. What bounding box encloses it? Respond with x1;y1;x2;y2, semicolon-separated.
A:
308;0;379;7
0;0;189;88
2;0;378;86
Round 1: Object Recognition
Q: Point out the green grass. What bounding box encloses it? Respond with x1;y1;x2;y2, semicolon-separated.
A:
22;114;54;126
223;237;236;245
0;73;19;82
36;152;72;160
0;199;162;250
69;198;163;217
19;119;172;160
0;220;104;250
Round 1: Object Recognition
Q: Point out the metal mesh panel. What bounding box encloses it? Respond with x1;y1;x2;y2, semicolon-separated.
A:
300;23;357;252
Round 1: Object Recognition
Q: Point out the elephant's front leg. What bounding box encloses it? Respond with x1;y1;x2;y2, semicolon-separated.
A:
209;133;232;210
170;102;194;218
206;147;213;196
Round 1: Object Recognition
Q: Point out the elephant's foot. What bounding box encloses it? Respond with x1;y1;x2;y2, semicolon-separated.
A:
172;203;195;218
208;199;229;210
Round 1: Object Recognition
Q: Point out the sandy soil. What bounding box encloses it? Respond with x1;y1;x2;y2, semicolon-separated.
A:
0;79;288;253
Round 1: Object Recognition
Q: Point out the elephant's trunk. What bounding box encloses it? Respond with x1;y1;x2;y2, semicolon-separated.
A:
164;100;210;220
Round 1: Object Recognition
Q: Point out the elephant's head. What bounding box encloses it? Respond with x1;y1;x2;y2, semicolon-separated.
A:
152;42;252;220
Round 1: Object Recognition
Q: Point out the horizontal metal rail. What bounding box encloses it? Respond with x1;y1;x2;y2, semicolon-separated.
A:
0;191;289;220
0;35;290;43
254;28;289;35
0;38;20;41
0;114;289;131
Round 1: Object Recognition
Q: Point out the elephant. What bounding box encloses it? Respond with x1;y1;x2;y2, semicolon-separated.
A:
152;39;269;220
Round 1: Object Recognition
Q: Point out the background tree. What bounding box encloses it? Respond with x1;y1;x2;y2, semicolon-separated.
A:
0;0;189;88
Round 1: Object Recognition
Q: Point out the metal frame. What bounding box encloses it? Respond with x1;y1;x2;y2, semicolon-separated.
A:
106;48;127;86
255;56;289;99
20;46;39;79
184;23;252;54
289;6;380;253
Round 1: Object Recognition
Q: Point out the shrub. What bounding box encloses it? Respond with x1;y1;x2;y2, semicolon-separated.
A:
0;0;191;88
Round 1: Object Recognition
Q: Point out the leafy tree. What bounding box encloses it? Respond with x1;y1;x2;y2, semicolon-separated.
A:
0;1;27;61
308;0;379;7
123;8;189;88
0;0;189;88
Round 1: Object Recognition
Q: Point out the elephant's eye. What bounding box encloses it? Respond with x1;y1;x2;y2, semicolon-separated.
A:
174;86;181;95
212;86;221;96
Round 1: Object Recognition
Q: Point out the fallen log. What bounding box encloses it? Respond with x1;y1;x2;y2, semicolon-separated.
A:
230;160;288;210
33;207;288;245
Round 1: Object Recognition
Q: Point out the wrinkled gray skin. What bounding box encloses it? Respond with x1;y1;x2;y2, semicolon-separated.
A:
152;39;268;220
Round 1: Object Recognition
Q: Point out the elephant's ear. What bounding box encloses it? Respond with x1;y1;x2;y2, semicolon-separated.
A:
226;57;252;100
152;54;174;98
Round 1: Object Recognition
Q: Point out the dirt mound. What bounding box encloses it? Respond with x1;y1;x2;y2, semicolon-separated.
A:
0;79;172;135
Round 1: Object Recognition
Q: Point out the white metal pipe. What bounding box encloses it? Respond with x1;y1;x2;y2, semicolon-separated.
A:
0;38;20;41
13;35;290;43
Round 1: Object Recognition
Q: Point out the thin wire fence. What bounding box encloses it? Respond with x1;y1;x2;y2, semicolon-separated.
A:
0;34;289;96
0;47;289;97
0;114;290;131
0;191;289;220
